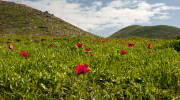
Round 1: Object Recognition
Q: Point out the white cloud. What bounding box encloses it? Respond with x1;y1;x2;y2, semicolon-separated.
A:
3;0;180;37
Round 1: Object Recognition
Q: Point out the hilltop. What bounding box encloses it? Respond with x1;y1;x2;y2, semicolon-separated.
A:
0;1;94;37
110;25;180;39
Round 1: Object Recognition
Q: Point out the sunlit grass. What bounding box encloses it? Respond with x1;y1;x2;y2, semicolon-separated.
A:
0;35;180;99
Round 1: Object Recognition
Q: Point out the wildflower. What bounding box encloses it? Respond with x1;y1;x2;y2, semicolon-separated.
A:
85;48;91;51
147;44;152;49
90;54;94;56
9;44;14;51
49;43;54;47
121;49;127;55
76;64;90;75
128;43;135;47
77;42;82;47
20;50;29;58
20;51;26;55
147;51;152;53
103;39;108;42
89;89;92;93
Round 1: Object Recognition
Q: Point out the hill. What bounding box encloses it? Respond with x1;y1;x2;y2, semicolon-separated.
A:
0;1;94;37
110;25;180;39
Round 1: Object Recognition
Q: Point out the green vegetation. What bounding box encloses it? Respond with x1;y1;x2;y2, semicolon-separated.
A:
110;25;180;39
0;1;94;37
0;1;180;99
0;34;179;99
170;40;180;52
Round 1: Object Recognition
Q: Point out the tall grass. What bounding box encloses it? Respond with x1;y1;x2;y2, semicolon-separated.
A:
0;35;179;99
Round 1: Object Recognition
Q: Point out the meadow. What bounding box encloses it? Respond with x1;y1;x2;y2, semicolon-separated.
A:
0;34;179;99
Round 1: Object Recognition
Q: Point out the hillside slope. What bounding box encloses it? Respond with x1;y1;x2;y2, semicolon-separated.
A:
0;1;94;37
110;25;180;39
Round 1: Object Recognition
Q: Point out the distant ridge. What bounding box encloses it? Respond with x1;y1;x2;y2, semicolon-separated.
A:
0;1;95;37
110;25;180;39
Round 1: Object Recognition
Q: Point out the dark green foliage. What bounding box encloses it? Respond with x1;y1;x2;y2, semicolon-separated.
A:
171;40;180;52
174;34;180;40
110;25;180;39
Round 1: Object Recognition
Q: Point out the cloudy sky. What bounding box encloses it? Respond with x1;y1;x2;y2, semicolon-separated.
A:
3;0;180;37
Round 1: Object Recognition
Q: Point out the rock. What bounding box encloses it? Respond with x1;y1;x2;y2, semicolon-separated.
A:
39;26;48;28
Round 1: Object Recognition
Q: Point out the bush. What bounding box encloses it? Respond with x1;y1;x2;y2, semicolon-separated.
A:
174;34;180;40
171;40;180;51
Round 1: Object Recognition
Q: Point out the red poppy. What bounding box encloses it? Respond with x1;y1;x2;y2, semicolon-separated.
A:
121;49;127;55
23;52;29;58
9;44;14;51
85;48;91;51
49;43;54;47
20;50;29;58
90;54;94;56
77;42;82;47
103;39;108;42
20;51;26;55
128;43;135;47
147;51;152;53
147;44;152;49
76;64;90;75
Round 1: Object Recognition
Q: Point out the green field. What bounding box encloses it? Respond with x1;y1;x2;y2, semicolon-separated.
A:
0;34;180;99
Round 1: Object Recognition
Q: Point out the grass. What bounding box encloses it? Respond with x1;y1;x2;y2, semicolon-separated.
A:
0;34;180;99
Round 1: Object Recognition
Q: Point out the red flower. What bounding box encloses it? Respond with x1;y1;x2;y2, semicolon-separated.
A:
121;49;127;55
147;51;152;53
90;54;94;56
77;42;82;47
20;50;29;58
49;43;54;47
147;44;152;49
85;48;91;51
103;39;108;42
128;43;135;47
9;44;14;51
76;64;90;75
23;53;29;58
20;51;26;55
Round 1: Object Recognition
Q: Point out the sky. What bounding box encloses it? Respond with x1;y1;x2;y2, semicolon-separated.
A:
3;0;180;37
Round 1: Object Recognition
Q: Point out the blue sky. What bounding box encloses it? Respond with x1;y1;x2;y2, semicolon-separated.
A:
4;0;180;37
